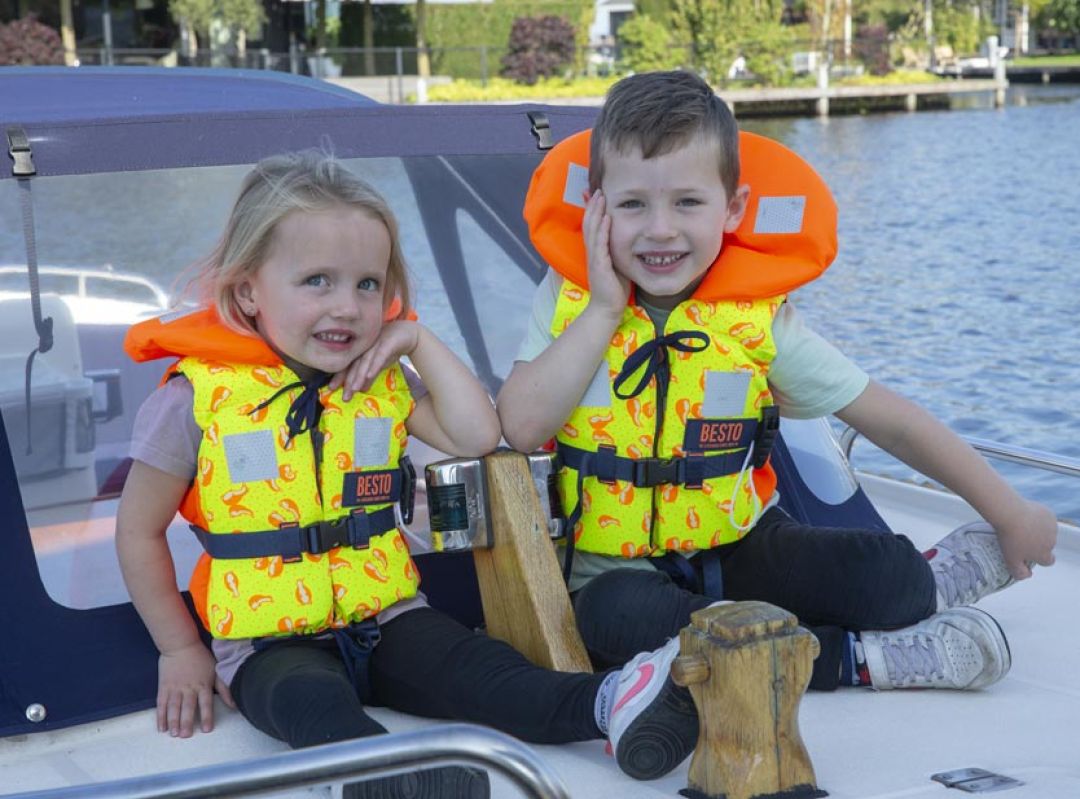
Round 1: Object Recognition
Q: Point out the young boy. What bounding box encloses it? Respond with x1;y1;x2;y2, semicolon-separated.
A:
497;70;1057;693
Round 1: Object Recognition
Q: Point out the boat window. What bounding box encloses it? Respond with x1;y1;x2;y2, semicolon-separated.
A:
0;153;545;610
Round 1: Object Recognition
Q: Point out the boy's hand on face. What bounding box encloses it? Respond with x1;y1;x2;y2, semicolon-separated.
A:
997;498;1058;579
332;320;420;401
157;641;234;737
583;190;629;320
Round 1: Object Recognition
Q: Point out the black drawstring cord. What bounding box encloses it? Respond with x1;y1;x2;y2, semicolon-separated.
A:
251;372;331;443
612;330;710;400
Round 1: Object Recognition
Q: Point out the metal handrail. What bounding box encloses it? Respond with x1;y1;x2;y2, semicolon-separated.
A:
839;427;1080;480
2;724;570;799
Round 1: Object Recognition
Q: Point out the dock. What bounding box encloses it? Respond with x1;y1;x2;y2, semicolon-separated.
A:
718;77;1008;117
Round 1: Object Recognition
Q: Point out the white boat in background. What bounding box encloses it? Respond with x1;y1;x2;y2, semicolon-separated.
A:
1;67;1078;799
0;264;169;325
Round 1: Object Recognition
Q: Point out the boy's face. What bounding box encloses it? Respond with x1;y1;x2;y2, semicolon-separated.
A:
600;136;748;310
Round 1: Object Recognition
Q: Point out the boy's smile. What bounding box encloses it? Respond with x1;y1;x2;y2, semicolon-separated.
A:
601;136;748;310
235;205;391;375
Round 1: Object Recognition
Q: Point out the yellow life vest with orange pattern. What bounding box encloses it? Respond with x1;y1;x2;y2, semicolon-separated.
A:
524;129;838;557
125;307;419;639
552;282;781;555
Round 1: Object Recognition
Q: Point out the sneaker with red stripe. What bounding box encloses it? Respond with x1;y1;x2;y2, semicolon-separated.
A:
607;636;698;781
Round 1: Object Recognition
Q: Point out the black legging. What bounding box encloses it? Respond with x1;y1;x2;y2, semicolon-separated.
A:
572;507;937;690
232;606;606;748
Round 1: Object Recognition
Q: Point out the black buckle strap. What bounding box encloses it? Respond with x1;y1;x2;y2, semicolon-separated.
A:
752;406;780;469
192;506;397;561
632;457;682;488
560;443;748;488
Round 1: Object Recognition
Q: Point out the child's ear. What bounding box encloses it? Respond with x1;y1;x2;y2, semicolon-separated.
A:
723;185;752;233
233;280;256;317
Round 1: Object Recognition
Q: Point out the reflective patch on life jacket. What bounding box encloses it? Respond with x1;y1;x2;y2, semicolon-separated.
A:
702;370;752;418
754;196;807;235
223;429;279;483
354;416;391;467
563;162;589;208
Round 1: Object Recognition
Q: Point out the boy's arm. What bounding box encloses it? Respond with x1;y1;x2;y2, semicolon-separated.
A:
116;460;234;737
836;380;1057;578
498;190;629;452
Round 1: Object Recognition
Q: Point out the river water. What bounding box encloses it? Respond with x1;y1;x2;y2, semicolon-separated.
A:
740;84;1080;521
2;83;1077;523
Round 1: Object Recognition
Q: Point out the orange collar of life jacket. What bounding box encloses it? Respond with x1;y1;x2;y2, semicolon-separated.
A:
523;129;838;301
125;297;412;366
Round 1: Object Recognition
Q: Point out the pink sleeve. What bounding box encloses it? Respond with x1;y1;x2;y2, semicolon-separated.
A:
129;376;201;480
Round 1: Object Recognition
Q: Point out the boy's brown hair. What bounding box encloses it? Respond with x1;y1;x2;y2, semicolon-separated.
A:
589;71;740;197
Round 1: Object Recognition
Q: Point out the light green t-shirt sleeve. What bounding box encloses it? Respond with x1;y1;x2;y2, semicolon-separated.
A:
768;302;870;419
515;269;561;363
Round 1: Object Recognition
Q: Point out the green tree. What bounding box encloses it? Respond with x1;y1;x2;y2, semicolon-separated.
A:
1038;0;1080;34
617;14;684;72
170;0;265;57
670;0;794;85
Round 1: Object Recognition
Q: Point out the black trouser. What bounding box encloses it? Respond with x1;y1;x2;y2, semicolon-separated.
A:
572;507;937;690
232;606;605;748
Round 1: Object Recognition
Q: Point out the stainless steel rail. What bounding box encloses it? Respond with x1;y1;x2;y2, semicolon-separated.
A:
840;427;1080;480
2;724;570;799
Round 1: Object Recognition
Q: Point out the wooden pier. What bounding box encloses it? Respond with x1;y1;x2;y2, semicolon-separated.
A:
718;77;1008;117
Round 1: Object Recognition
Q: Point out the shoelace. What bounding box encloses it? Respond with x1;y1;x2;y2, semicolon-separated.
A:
933;550;989;607
882;633;944;686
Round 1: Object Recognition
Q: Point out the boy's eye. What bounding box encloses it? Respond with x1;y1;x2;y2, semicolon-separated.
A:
304;274;329;287
677;198;703;207
616;199;643;210
358;277;380;291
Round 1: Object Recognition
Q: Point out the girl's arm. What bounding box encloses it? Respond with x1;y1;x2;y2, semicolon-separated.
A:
333;320;500;457
116;460;233;737
836;380;1058;578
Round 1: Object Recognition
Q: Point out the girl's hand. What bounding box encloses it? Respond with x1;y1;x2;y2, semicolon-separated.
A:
996;499;1058;579
583;190;629;319
157;641;234;737
330;320;420;401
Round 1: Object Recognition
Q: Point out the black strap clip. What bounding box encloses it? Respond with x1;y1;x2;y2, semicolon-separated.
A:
527;111;553;150
752;406;781;469
633;457;683;488
398;455;416;525
6;127;36;177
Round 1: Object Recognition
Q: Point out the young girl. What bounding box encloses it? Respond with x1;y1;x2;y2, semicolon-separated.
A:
116;151;702;798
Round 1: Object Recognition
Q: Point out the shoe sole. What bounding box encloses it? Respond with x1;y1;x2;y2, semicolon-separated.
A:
614;677;699;781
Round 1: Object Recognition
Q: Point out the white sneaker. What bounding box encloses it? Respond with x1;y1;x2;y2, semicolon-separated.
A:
927;521;1015;610
861;607;1011;690
607;637;699;780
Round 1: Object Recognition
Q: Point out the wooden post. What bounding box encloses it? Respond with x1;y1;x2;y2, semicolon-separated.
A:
472;450;591;673
671;602;825;799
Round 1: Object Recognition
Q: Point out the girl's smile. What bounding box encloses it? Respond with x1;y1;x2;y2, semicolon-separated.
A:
234;205;391;374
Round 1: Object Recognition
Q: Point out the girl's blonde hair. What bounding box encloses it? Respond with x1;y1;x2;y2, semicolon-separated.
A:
194;150;411;332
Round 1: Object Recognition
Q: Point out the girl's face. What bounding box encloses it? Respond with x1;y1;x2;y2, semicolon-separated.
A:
234;205;391;374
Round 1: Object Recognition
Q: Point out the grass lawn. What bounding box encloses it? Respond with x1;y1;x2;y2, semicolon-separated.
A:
1011;54;1080;67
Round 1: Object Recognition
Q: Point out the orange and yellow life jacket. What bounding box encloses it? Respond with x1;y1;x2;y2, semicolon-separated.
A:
523;130;837;556
126;307;419;639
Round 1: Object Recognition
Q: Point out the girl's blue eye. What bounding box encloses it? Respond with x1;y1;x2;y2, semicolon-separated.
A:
304;274;328;287
359;277;380;291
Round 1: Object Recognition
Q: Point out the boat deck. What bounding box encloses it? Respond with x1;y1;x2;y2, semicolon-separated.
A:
2;474;1077;799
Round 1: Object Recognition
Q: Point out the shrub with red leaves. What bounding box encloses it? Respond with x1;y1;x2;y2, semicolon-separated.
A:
500;15;576;85
0;15;65;66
